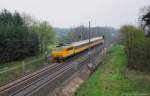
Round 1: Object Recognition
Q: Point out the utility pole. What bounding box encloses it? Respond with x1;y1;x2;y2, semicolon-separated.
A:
80;27;83;41
88;21;94;70
88;21;91;65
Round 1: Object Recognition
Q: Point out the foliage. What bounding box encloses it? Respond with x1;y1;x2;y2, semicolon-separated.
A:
141;6;150;37
120;25;150;71
75;45;150;96
0;9;39;62
62;26;117;45
0;9;56;63
31;21;56;53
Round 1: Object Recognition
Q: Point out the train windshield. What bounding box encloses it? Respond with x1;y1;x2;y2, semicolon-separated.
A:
52;43;69;51
53;47;64;51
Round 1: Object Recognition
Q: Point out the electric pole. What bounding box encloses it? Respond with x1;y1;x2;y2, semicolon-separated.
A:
88;21;91;65
81;26;83;41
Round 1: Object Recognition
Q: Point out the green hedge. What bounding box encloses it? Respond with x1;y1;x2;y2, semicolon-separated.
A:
120;25;150;72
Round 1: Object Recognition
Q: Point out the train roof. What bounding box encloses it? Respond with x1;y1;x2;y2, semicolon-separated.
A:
71;37;103;47
59;36;103;48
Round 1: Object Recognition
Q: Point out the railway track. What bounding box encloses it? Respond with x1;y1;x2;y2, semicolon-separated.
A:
0;63;62;95
0;44;104;96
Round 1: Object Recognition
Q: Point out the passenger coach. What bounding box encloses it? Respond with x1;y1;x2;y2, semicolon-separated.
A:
51;36;104;62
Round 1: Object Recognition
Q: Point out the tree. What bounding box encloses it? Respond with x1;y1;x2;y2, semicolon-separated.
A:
31;21;55;53
120;25;150;71
21;13;36;26
141;6;150;37
62;26;117;47
0;9;39;62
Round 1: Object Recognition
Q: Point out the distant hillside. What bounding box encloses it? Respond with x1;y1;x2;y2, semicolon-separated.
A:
53;27;118;37
53;28;71;38
53;27;118;45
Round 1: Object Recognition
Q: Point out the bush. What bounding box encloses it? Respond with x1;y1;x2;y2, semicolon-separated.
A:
120;25;150;72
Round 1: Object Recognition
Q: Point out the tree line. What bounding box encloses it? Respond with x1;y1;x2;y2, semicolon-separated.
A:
0;9;55;63
120;6;150;72
60;26;118;47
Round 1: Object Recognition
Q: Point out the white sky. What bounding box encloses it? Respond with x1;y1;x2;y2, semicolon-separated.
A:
0;0;150;28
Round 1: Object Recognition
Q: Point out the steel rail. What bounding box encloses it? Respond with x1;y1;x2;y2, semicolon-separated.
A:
0;63;61;96
10;63;69;96
0;44;104;96
26;53;97;96
14;64;74;96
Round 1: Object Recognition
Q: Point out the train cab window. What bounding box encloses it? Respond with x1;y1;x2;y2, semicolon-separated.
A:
66;47;73;51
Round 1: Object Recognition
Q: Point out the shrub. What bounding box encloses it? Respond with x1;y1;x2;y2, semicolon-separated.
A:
120;25;150;72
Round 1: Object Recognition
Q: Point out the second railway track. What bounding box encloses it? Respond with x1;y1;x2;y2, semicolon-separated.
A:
0;63;62;96
0;44;104;96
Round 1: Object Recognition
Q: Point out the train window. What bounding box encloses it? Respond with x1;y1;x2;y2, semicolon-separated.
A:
66;47;73;51
74;43;87;49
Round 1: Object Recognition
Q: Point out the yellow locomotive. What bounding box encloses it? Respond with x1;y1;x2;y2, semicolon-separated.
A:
51;36;104;62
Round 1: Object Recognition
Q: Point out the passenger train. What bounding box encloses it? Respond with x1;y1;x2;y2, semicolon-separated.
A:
51;36;104;62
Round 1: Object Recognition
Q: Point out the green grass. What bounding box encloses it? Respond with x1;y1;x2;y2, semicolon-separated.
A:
0;55;43;71
0;55;46;86
48;44;56;51
0;44;55;86
75;45;150;96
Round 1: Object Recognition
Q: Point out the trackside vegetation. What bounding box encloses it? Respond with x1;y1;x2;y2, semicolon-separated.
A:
0;9;56;85
0;55;45;86
75;45;150;96
120;25;150;72
0;9;55;63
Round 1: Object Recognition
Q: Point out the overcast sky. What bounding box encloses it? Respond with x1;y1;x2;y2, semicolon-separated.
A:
0;0;150;28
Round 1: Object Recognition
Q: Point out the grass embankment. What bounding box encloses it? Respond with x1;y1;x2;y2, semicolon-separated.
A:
0;44;56;86
75;45;150;96
0;55;46;86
